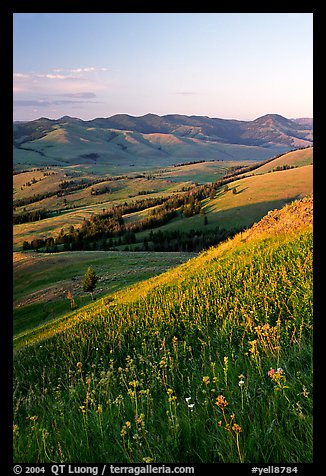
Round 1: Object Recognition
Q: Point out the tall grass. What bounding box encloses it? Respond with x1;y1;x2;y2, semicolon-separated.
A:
13;222;313;463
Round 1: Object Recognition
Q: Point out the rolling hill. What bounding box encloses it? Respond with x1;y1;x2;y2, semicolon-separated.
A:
13;113;313;171
13;196;313;463
13;146;313;252
117;156;313;246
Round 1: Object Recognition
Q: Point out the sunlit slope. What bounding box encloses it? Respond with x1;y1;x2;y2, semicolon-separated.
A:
246;147;313;175
14;125;285;168
204;164;312;228
13;197;313;463
14;195;313;349
132;163;313;236
13;250;195;336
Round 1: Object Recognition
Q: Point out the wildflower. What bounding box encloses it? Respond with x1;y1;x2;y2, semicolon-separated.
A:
238;380;245;387
143;457;154;463
76;362;82;369
29;416;38;422
296;402;303;412
202;376;210;385
96;405;103;414
167;388;174;396
249;340;258;354
188;403;195;411
125;421;131;428
159;359;167;368
136;414;145;427
185;397;191;403
268;367;290;401
302;385;309;398
232;423;242;434
79;406;86;414
215;395;228;409
238;374;245;380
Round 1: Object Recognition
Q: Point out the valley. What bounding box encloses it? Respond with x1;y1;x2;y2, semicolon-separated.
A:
13;195;313;463
12;113;313;464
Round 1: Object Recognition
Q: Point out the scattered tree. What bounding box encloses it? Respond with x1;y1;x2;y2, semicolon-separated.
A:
82;266;99;300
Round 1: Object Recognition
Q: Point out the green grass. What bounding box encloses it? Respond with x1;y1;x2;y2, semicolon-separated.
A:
14;121;288;174
13;198;313;463
13;250;195;336
13;149;313;252
119;164;313;248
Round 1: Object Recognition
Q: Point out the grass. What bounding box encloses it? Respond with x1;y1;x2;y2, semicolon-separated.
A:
13;197;313;464
14;120;288;174
121;164;313;247
14;159;312;253
13;250;195;337
246;147;313;176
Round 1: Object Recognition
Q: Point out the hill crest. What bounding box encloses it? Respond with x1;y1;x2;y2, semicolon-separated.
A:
14;112;313;150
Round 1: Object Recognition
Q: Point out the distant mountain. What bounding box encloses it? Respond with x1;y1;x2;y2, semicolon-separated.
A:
290;117;313;128
13;113;313;168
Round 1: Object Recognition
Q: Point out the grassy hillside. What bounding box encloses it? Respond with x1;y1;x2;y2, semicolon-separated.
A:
243;147;313;176
13;250;195;337
13;154;313;252
14;125;286;172
15;113;313;173
13;197;313;463
123;163;313;246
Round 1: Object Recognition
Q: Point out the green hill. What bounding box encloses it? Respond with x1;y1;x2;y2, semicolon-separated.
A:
121;161;313;246
14;150;312;253
241;147;313;176
13;196;313;464
14;113;313;172
13;250;195;336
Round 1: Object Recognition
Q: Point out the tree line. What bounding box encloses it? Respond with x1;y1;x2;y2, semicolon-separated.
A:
20;148;304;253
21;186;210;252
20;174;246;252
13;209;49;225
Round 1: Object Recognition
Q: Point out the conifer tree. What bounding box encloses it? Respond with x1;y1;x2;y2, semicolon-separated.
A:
82;266;98;300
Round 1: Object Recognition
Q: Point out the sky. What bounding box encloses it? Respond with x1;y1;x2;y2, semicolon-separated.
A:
13;13;313;122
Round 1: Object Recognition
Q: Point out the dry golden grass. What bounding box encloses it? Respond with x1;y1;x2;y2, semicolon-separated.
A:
241;147;313;176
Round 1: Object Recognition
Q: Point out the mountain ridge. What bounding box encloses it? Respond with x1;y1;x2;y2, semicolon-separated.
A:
13;113;313;169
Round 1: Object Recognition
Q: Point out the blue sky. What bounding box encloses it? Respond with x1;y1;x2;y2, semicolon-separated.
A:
13;13;313;121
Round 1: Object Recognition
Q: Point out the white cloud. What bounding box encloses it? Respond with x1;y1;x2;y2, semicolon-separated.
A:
44;74;67;80
13;73;30;79
52;67;108;74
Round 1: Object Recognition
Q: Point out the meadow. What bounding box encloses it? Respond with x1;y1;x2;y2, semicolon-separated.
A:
13;250;194;337
119;163;313;247
13;150;313;251
13;197;313;464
